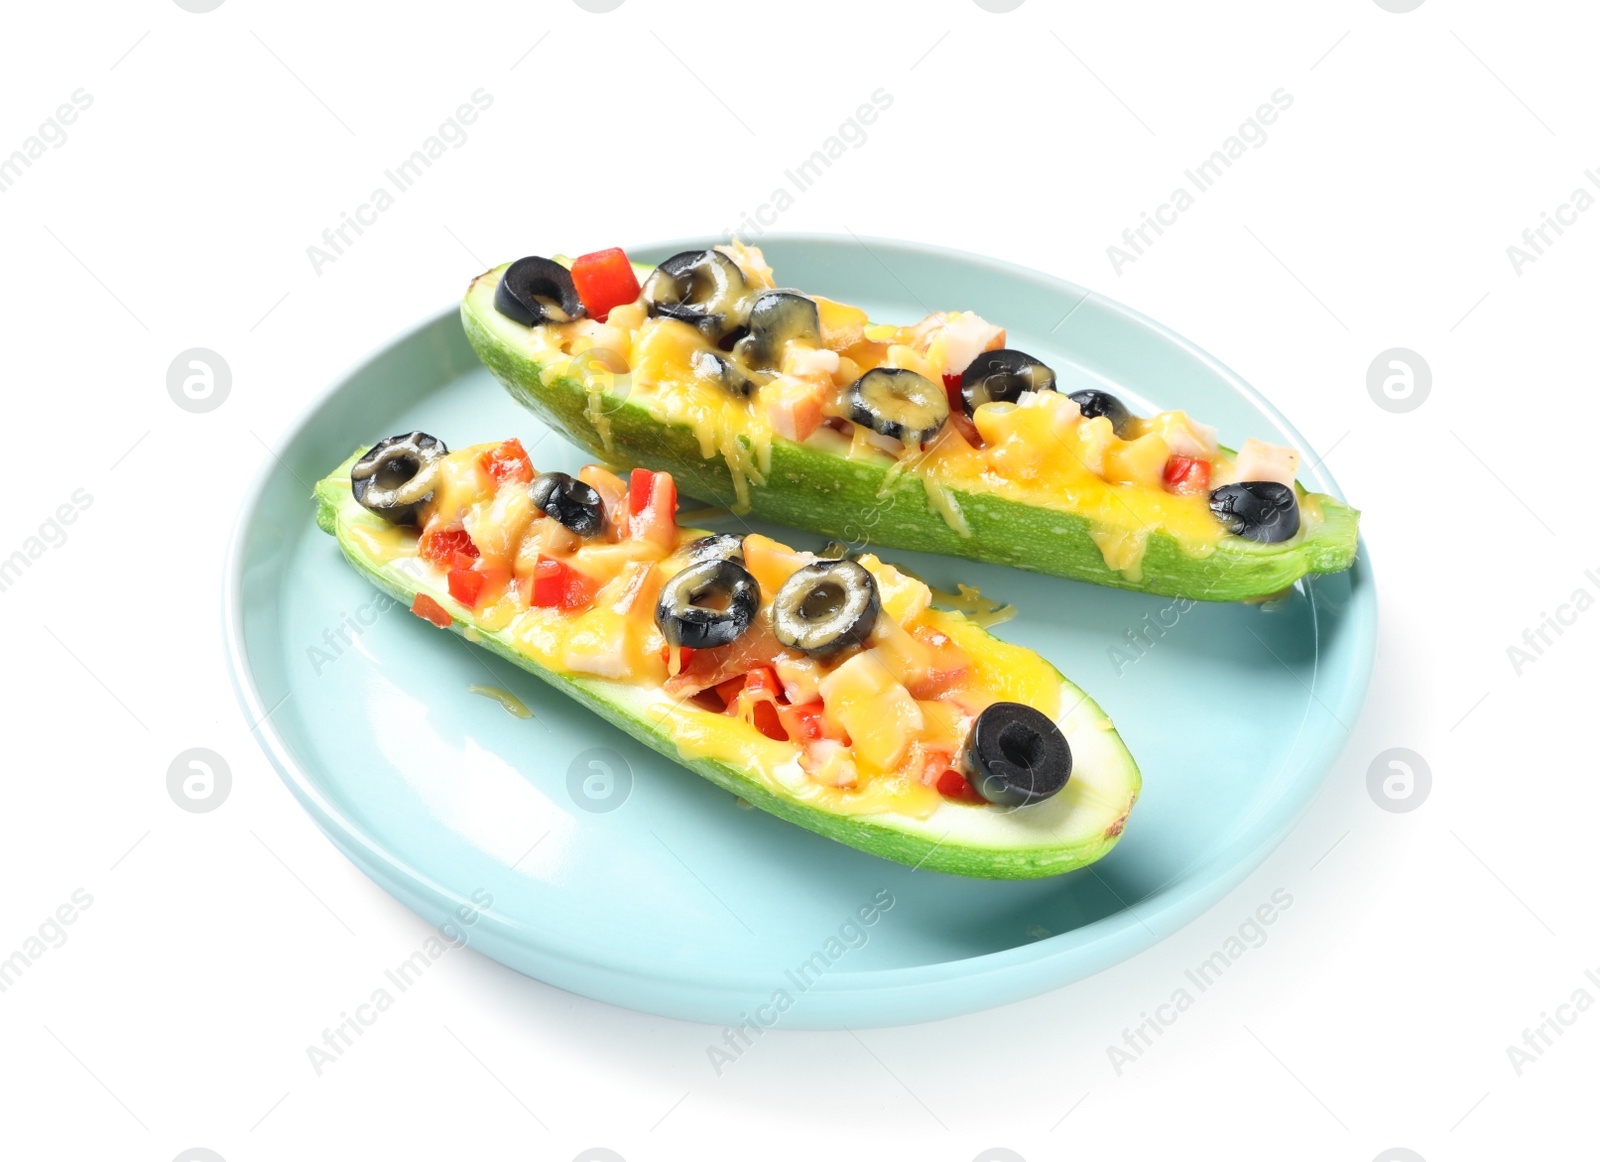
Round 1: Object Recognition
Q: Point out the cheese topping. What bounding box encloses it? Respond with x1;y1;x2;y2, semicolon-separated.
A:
359;445;1064;818
504;246;1315;574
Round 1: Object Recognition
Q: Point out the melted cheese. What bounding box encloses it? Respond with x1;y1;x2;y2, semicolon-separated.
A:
524;257;1330;570
378;447;1072;818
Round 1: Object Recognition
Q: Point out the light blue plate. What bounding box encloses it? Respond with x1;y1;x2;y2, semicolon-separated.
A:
226;235;1374;1029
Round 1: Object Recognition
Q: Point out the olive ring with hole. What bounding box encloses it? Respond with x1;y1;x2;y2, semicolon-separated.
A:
655;558;760;649
495;256;586;326
960;702;1072;808
771;559;881;657
846;367;950;446
641;249;750;341
350;431;449;526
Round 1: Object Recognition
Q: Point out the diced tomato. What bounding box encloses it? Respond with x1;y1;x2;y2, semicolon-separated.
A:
447;568;486;608
527;555;598;611
1162;455;1211;496
410;593;452;628
936;768;986;804
419;528;478;567
450;550;477;572
570;247;641;323
626;469;677;548
478;438;534;487
941;372;981;447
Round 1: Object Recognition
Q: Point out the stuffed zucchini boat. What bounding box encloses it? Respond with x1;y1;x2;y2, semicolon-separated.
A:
314;430;1139;879
460;244;1359;602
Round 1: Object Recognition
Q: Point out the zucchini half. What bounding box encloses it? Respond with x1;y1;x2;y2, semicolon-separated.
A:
314;455;1140;880
461;264;1359;603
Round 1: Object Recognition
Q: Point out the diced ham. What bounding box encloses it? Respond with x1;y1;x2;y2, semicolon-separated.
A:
1151;411;1219;459
1229;437;1301;489
663;614;787;698
917;310;1006;378
782;345;840;380
766;376;827;443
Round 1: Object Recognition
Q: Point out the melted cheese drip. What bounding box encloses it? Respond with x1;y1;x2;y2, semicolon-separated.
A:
630;319;770;510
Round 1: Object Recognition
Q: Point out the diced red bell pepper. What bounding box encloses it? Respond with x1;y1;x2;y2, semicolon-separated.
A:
717;666;794;743
936;768;986;804
626;469;678;548
479;438;534;487
942;372;981;447
419;528;478;567
570;247;642;323
715;675;748;709
1162;455;1211;495
527;555;598;611
627;468;654;516
749;699;787;742
410;593;452;628
447;568;486;608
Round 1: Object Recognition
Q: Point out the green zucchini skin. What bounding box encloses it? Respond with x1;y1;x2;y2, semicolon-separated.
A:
314;456;1140;880
461;265;1359;603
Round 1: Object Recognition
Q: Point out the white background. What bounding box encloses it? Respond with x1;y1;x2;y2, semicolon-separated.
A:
1;1;1594;1159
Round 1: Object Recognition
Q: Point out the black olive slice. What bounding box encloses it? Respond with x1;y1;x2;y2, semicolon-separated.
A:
642;249;750;341
655;559;760;649
350;432;449;526
691;349;763;398
771;560;881;657
960;349;1057;416
495;256;586;326
1208;481;1300;544
960;702;1072;808
733;290;821;371
684;534;745;564
529;471;605;537
1067;389;1133;438
846;368;949;446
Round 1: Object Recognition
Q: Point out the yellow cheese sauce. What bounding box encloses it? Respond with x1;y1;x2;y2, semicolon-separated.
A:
357;443;1065;819
511;247;1318;576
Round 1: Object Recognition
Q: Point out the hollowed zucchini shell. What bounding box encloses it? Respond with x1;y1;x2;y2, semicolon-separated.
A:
314;452;1141;879
463;263;1359;603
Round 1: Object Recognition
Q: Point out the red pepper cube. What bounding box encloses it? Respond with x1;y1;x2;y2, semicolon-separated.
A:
479;438;534;487
411;593;453;628
447;568;486;609
570;248;641;322
1162;456;1211;496
936;768;985;804
420;528;478;567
